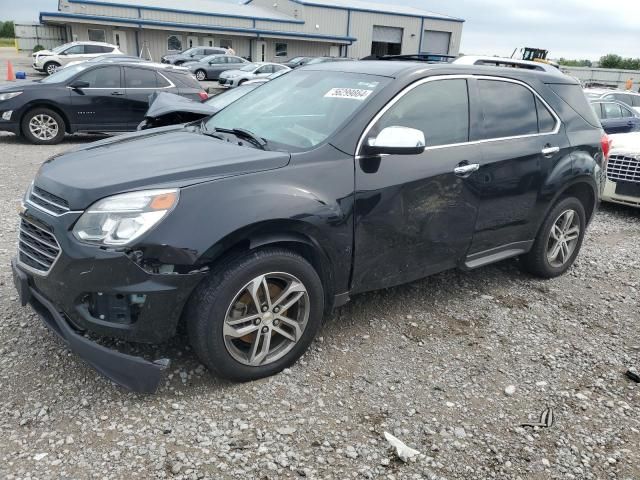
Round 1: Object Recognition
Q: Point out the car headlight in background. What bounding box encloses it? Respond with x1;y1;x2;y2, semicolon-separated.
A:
73;189;179;246
0;92;22;102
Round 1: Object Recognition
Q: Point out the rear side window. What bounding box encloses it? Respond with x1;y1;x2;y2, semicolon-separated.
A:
374;79;469;147
76;66;121;88
156;72;171;88
536;97;556;133
612;93;632;106
169;72;201;89
591;103;604;120
548;83;601;128
478;80;538;139
125;67;157;88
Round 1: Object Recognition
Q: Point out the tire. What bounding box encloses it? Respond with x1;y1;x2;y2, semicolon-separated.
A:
520;196;586;278
237;79;247;86
44;62;60;76
21;107;66;145
195;70;207;81
186;248;324;381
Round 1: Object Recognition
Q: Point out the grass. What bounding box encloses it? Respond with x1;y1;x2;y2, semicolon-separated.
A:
0;38;15;47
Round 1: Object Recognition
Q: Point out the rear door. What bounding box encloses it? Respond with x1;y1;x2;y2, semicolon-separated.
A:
619;104;640;132
468;77;568;259
124;66;167;127
352;78;479;292
69;65;127;131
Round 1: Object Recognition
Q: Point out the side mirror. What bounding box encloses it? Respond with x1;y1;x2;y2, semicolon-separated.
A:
69;80;90;90
362;126;426;156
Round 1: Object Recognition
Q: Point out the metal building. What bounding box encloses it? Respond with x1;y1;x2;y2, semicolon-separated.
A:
37;0;464;62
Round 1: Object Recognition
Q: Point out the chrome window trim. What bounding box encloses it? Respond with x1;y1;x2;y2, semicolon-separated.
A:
356;74;562;159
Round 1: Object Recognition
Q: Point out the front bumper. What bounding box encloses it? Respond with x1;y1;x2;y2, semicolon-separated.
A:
0;120;20;135
602;178;640;208
12;205;208;392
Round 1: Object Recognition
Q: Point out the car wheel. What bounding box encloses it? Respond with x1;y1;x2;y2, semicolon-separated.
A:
195;70;207;81
21;108;66;145
186;248;324;381
520;197;586;278
238;79;247;86
44;62;60;76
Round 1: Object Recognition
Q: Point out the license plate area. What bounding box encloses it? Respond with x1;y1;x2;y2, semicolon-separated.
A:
615;181;640;198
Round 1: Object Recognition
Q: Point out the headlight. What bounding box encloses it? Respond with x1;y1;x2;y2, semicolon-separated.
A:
0;92;22;101
73;189;179;246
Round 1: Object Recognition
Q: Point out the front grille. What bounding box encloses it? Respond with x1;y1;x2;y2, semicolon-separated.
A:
18;218;61;274
29;186;70;215
607;154;640;183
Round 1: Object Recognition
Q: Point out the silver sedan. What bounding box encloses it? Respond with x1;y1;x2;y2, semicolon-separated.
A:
218;62;290;88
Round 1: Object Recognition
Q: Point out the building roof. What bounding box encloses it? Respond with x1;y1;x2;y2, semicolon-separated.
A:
278;0;464;22
66;0;302;23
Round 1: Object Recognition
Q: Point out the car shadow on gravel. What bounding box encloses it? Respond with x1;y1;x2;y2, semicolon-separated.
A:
0;132;112;145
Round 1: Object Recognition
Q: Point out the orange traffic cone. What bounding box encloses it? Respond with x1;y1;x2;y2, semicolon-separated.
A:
6;60;15;81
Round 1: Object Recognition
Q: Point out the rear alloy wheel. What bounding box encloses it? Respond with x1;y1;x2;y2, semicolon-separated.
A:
195;70;207;81
44;62;60;76
186;248;324;381
520;196;586;278
21;108;66;145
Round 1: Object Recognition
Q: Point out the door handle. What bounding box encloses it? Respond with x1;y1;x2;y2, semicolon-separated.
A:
453;163;480;177
111;91;125;96
541;146;560;157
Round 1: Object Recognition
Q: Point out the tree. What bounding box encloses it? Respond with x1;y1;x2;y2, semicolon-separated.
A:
598;54;640;70
0;21;15;38
558;58;592;68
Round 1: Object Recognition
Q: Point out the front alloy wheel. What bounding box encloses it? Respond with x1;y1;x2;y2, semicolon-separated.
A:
223;272;310;366
195;70;206;81
546;209;580;268
186;248;324;381
45;62;59;75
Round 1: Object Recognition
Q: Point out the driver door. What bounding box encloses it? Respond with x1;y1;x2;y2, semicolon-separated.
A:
352;78;480;293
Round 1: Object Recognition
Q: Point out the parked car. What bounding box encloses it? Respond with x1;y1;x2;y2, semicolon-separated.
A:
602;132;640;208
161;47;229;66
12;62;606;392
304;57;354;65
590;100;640;134
218;62;290;87
584;88;640;114
183;55;249;81
284;56;312;68
0;62;207;144
32;41;122;76
243;68;290;85
63;54;150;69
138;84;259;130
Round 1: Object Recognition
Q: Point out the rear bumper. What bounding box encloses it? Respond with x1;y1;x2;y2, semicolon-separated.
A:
12;258;170;393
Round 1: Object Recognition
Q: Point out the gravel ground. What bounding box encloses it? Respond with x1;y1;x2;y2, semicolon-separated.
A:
0;130;639;480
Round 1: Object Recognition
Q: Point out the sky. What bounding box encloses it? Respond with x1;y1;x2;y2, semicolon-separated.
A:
1;0;639;60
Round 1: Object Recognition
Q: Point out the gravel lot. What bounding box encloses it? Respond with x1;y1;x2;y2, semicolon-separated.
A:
1;70;640;479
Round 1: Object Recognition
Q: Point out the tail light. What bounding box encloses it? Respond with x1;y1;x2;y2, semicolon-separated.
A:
601;133;611;169
198;91;209;101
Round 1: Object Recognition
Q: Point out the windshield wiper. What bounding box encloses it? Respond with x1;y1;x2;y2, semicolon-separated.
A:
198;120;226;140
214;127;268;150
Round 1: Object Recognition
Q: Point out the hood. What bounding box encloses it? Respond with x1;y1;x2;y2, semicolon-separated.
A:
163;53;188;61
0;80;48;92
34;126;291;209
33;49;54;57
610;132;640;154
145;92;217;119
183;61;202;68
220;69;245;78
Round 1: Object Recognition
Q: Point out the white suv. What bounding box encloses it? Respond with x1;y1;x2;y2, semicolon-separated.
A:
33;41;122;75
603;133;640;208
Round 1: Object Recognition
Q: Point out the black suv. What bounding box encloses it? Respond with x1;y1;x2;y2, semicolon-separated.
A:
0;62;207;144
12;62;606;392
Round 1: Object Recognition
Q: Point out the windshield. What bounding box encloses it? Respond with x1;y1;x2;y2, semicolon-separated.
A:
201;55;222;63
205;84;258;110
181;47;198;55
240;64;257;72
40;64;90;83
205;70;390;150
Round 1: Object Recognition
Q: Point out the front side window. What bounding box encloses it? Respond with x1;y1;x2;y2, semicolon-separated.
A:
64;45;85;55
478;80;538;139
167;35;182;52
603;103;622;119
621;105;635;117
124;67;157;88
206;70;390;150
76;66;121;88
275;43;287;57
372;79;469;147
88;29;106;43
256;65;273;74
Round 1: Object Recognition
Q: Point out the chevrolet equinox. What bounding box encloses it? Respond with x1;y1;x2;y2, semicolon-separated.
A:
12;62;607;392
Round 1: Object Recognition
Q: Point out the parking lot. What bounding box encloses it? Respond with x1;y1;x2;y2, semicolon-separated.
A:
0;50;639;480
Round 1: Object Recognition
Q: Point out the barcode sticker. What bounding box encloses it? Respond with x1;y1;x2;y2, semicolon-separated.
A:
324;88;373;100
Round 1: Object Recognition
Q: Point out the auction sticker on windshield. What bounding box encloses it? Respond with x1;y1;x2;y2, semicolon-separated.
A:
324;88;373;100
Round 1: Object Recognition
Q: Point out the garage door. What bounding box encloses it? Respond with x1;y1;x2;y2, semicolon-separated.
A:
422;30;451;55
372;26;403;44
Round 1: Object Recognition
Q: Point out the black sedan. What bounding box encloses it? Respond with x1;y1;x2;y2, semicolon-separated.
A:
0;62;207;144
183;54;249;81
591;100;640;134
